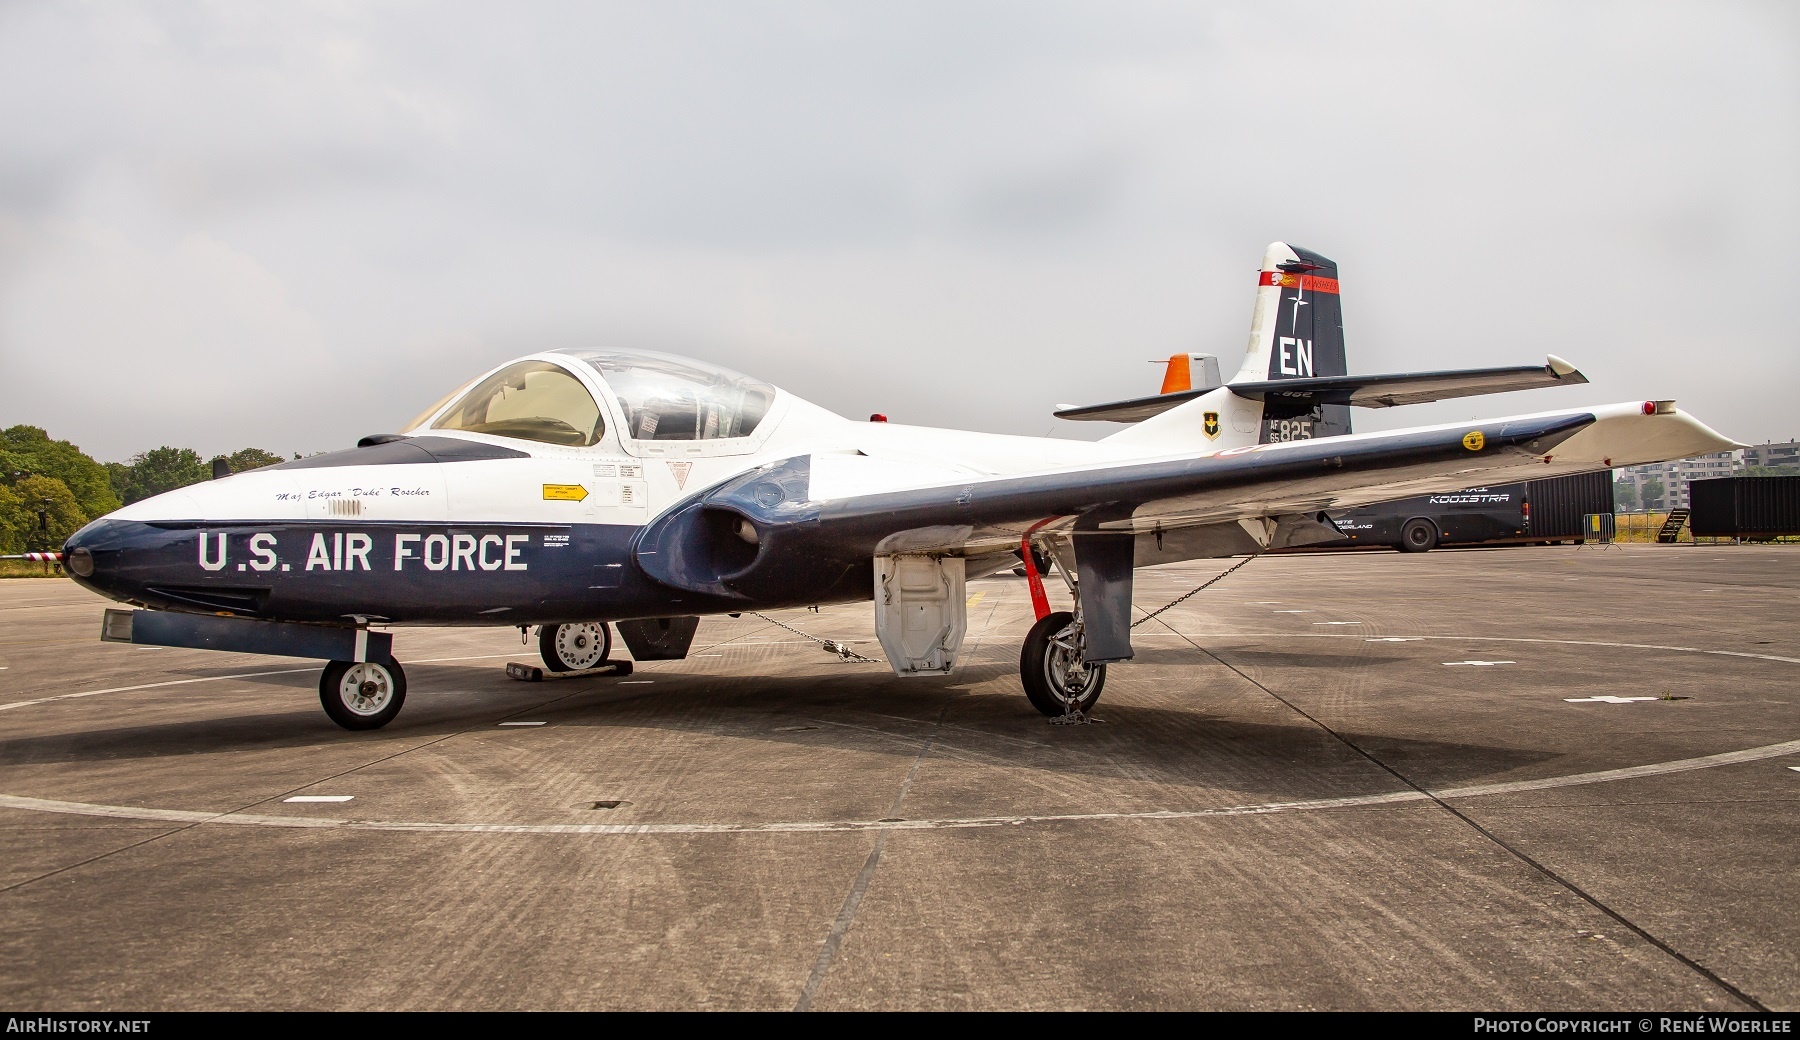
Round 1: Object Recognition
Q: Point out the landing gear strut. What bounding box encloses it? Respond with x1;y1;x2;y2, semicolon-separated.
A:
1019;610;1106;717
319;658;408;730
540;622;612;672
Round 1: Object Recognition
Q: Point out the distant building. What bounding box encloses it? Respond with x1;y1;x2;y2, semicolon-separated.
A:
1613;440;1800;511
1743;439;1800;471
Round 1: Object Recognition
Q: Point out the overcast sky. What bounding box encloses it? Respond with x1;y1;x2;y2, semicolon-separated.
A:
2;1;1795;462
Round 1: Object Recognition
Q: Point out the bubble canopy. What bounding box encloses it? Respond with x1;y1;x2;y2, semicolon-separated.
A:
564;350;776;442
422;360;605;447
402;350;779;448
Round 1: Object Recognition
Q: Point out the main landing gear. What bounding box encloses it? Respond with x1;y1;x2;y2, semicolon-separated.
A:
1019;610;1106;717
319;658;408;730
540;622;613;671
1015;535;1111;720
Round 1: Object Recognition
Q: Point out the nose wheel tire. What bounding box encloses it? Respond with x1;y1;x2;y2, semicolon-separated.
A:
1020;610;1106;717
540;622;612;672
1398;518;1440;553
319;658;407;731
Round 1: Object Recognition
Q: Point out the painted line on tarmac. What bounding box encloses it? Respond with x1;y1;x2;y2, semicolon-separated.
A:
0;668;319;712
1443;636;1800;666
1188;632;1800;666
0;653;530;713
2;739;1795;837
6;630;1784;716
708;640;877;649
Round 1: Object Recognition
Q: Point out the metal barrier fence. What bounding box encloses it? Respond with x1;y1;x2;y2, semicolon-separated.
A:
1612;512;1688;543
1608;512;1799;544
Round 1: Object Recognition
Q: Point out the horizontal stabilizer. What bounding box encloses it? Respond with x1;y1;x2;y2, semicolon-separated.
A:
1056;356;1585;423
1055;393;1212;423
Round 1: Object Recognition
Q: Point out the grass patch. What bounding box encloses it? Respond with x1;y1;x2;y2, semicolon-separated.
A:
0;559;66;579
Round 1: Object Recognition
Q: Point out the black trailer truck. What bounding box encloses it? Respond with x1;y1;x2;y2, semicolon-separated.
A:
1316;471;1614;552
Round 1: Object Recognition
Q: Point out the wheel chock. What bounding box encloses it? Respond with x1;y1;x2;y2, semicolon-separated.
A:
505;660;634;682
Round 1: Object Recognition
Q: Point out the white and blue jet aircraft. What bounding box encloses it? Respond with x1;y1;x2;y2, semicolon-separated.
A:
63;243;1736;729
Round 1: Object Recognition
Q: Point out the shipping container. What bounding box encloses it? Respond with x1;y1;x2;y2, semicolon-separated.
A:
1524;471;1615;538
1689;476;1800;538
1302;471;1615;552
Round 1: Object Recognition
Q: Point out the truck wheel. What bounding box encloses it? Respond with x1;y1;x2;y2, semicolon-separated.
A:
1398;519;1439;553
319;658;407;730
540;622;611;671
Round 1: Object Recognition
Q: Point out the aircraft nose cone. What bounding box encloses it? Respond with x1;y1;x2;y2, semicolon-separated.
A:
64;543;95;577
62;519;136;598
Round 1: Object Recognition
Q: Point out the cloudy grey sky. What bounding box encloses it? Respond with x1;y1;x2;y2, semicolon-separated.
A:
2;1;1795;462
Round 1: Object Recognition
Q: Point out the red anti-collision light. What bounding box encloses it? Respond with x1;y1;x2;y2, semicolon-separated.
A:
869;414;888;423
1643;401;1657;415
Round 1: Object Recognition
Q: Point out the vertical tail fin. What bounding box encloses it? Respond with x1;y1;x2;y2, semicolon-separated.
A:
1103;241;1353;452
1233;242;1351;441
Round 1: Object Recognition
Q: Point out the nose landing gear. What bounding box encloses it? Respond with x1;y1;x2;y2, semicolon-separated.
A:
1019;610;1106;718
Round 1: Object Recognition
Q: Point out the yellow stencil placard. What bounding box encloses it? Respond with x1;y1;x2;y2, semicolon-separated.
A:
1461;431;1486;451
543;484;589;502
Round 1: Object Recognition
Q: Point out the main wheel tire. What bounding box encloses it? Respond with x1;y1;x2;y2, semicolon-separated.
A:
1019;610;1106;717
1398;518;1439;553
540;622;611;672
319;658;407;731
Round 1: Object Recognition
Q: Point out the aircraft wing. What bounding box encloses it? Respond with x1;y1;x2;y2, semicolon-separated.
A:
1054;356;1585;422
633;402;1729;601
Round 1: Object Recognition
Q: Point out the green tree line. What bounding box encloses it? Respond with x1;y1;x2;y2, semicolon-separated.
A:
0;425;287;554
